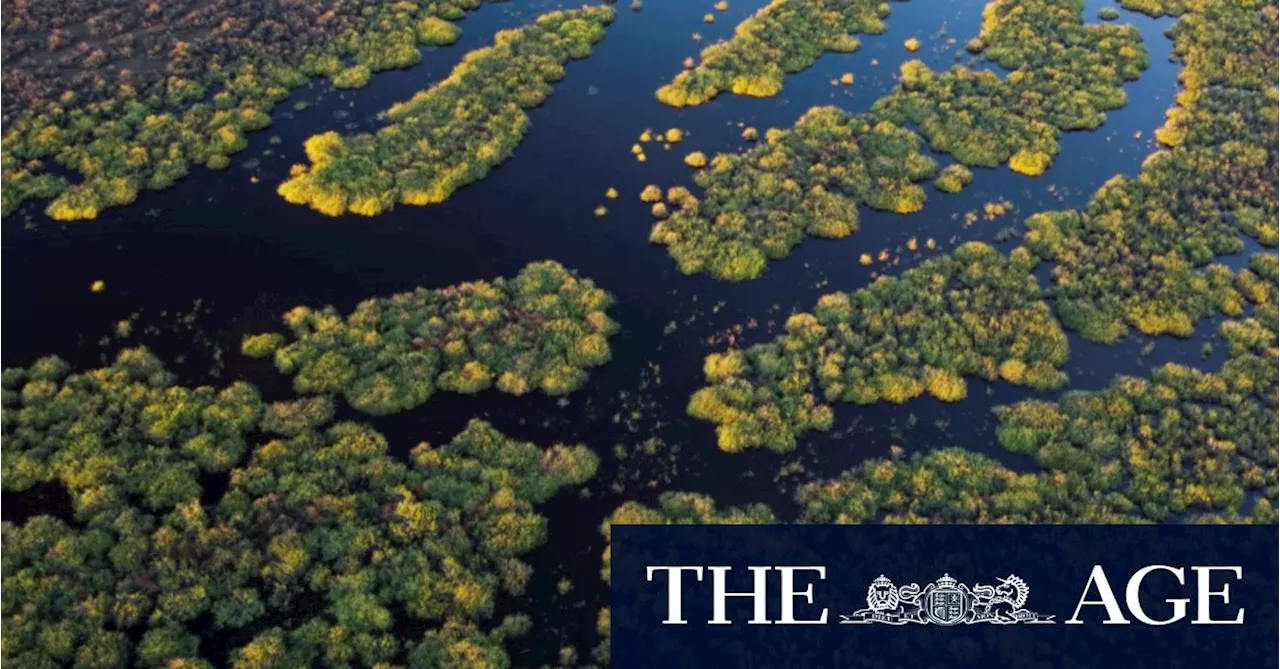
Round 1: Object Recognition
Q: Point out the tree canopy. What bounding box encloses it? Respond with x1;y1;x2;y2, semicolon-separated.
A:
1;0;503;219
3;349;598;668
656;0;888;107
246;261;618;415
277;7;615;216
650;108;937;280
800;265;1276;524
1023;0;1277;343
688;242;1070;453
872;0;1149;174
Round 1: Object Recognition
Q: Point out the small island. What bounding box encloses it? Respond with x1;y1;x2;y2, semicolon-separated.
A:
650;108;937;280
243;261;618;415
688;242;1070;453
656;0;888;107
277;7;615;216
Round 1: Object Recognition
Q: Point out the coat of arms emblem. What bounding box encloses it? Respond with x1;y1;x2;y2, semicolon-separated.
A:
841;573;1054;625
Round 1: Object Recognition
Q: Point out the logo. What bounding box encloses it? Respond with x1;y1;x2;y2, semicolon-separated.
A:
841;573;1055;625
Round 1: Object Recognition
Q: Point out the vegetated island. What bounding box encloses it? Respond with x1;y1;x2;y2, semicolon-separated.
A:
646;0;1154;281
656;0;889;107
803;247;1277;521
0;0;492;220
873;0;1149;176
242;261;619;415
649;107;938;280
1;348;599;667
612;295;1276;526
1022;0;1277;343
685;0;1276;451
277;6;615;216
688;242;1070;453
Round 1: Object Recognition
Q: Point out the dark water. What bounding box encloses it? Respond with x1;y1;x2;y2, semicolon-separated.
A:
1;0;1222;663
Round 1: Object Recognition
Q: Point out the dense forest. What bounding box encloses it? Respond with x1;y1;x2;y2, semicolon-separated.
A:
244;261;618;415
2;349;598;667
1;0;509;219
278;7;616;216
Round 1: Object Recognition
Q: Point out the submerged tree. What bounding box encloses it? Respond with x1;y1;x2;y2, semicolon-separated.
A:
1024;0;1277;343
2;0;506;219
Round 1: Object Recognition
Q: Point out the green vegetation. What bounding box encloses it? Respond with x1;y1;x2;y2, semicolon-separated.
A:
656;0;889;107
807;272;1278;524
641;0;1156;281
1;348;262;522
240;332;285;358
933;164;974;193
650;107;937;280
278;7;615;216
688;242;1070;452
418;17;464;46
252;261;618;415
1119;0;1188;17
872;0;1148;174
2;0;503;219
670;306;1277;527
1025;0;1277;343
993;338;1276;520
3;348;597;666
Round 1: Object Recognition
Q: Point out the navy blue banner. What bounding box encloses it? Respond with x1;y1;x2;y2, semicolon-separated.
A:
611;526;1278;669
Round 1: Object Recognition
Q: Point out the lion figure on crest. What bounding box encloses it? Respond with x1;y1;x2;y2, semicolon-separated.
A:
866;575;900;611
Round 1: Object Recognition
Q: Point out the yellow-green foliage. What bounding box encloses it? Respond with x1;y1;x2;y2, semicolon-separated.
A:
933;164;973;193
278;7;614;216
873;0;1148;174
418;16;464;45
993;327;1277;520
799;309;1277;525
651;107;937;281
332;64;373;89
689;243;1070;452
1022;0;1277;344
240;332;285;358
657;0;889;107
601;492;776;582
1120;0;1186;17
254;261;618;415
0;0;492;219
2;349;596;667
